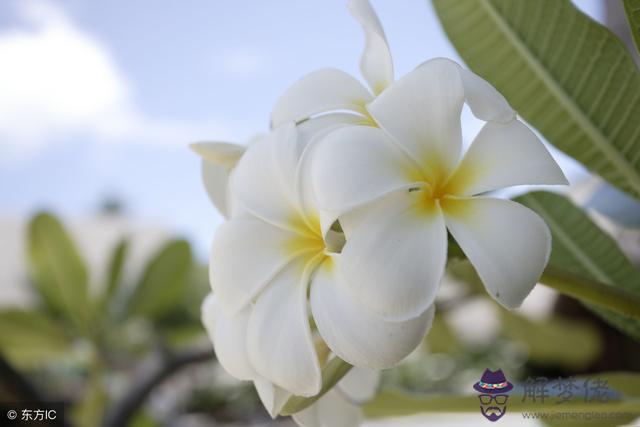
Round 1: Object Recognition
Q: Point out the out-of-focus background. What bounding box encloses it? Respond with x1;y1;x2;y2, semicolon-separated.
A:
1;1;640;426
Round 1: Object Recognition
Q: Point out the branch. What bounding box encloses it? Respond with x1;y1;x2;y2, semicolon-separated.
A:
101;346;214;427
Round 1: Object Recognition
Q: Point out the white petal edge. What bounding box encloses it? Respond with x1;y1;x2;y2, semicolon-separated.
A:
295;113;366;233
348;0;393;94
341;190;447;321
311;256;435;368
254;379;291;419
457;66;515;123
191;142;246;218
445;120;568;196
336;366;380;404
230;123;308;232
272;68;373;127
293;390;363;427
201;160;231;218
201;294;256;381
311;125;421;214
247;257;322;397
367;58;465;183
210;218;301;315
190;141;246;168
443;197;551;309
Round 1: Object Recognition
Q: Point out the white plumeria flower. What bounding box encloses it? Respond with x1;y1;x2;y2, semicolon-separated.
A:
202;293;381;426
272;0;392;127
209;122;434;397
311;58;568;321
190;141;247;218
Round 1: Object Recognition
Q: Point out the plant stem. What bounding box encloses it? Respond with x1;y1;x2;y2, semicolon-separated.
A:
540;266;640;320
280;357;352;415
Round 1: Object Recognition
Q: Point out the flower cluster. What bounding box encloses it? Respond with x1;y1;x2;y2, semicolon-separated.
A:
193;0;566;425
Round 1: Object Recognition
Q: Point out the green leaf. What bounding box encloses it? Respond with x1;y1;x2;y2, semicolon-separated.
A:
0;309;70;367
624;0;640;55
433;0;640;199
364;373;640;419
500;311;601;368
516;191;640;340
280;357;352;415
27;212;90;329
102;238;129;309
126;239;193;318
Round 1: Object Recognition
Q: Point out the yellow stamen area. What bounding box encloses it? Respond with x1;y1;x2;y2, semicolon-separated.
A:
411;160;477;220
282;210;328;261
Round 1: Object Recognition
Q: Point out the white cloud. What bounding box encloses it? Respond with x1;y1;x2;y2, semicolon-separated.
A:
0;0;236;163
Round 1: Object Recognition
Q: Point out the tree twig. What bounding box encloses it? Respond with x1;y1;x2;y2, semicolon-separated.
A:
101;346;214;427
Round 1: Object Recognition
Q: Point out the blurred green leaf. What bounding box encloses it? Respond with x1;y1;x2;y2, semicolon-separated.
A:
364;373;640;418
501;311;601;369
101;238;129;310
0;309;70;367
425;313;461;354
624;0;640;55
126;239;193;319
27;212;90;330
433;0;640;200
517;191;640;340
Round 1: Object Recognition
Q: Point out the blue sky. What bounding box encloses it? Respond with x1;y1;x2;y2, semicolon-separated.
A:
0;0;602;260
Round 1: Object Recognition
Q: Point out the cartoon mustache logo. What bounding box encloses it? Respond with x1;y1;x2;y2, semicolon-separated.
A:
483;407;503;416
473;369;513;422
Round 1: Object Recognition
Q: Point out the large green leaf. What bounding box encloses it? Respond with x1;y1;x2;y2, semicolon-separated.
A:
516;191;640;340
27;212;90;329
433;0;640;199
126;239;193;318
0;309;71;367
624;0;640;55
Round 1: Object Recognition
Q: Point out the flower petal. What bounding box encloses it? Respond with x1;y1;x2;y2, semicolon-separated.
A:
458;67;515;123
231;123;307;231
443;197;551;308
311;257;435;368
348;0;393;94
272;68;373;127
311;125;421;213
254;379;291;419
191;142;246;218
296;113;366;234
201;294;256;381
190;141;246;168
210;218;301;314
445;120;568;196
367;58;465;183
336;366;380;403
293;391;362;427
247;257;322;396
341;190;447;321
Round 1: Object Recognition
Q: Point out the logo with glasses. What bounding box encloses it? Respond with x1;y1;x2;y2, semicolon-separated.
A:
473;369;513;422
